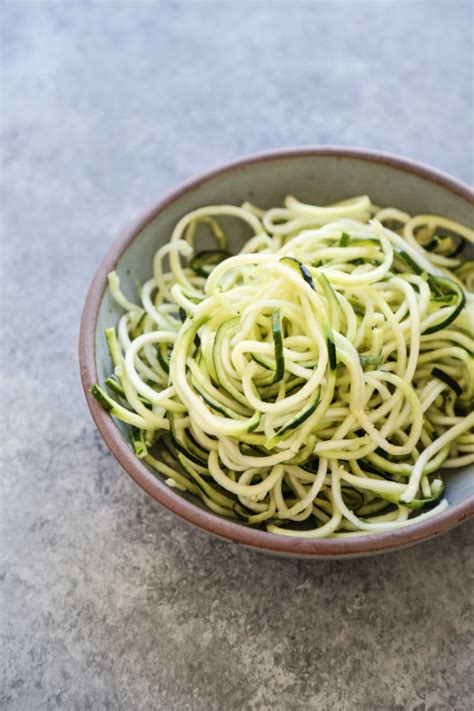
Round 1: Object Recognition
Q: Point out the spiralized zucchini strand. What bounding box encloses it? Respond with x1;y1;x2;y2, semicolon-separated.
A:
93;196;474;537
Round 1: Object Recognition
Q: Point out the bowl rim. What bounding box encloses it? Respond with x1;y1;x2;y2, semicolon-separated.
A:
79;145;474;557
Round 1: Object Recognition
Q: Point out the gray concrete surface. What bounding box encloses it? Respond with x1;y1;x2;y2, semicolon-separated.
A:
1;1;473;709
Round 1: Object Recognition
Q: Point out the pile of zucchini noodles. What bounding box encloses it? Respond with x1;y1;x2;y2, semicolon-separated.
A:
93;194;474;538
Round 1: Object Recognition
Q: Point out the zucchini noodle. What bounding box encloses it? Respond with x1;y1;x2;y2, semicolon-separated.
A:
92;194;474;537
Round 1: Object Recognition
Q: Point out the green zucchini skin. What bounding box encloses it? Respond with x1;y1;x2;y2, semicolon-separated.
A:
265;392;321;450
431;367;463;397
190;249;233;278
423;277;466;334
271;308;285;383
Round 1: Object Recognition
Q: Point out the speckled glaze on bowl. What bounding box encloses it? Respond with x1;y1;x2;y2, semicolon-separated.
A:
79;147;474;558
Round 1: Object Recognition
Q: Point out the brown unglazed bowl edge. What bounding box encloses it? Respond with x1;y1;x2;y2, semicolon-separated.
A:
79;146;474;557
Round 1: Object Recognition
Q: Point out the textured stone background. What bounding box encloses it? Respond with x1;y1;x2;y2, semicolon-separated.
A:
1;2;473;709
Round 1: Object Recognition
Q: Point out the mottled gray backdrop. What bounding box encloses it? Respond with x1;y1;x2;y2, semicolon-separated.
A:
1;1;473;710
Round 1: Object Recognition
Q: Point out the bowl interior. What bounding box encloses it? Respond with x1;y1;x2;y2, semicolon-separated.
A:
94;152;473;522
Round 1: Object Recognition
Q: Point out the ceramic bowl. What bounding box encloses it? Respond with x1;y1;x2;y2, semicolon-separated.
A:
79;147;474;558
